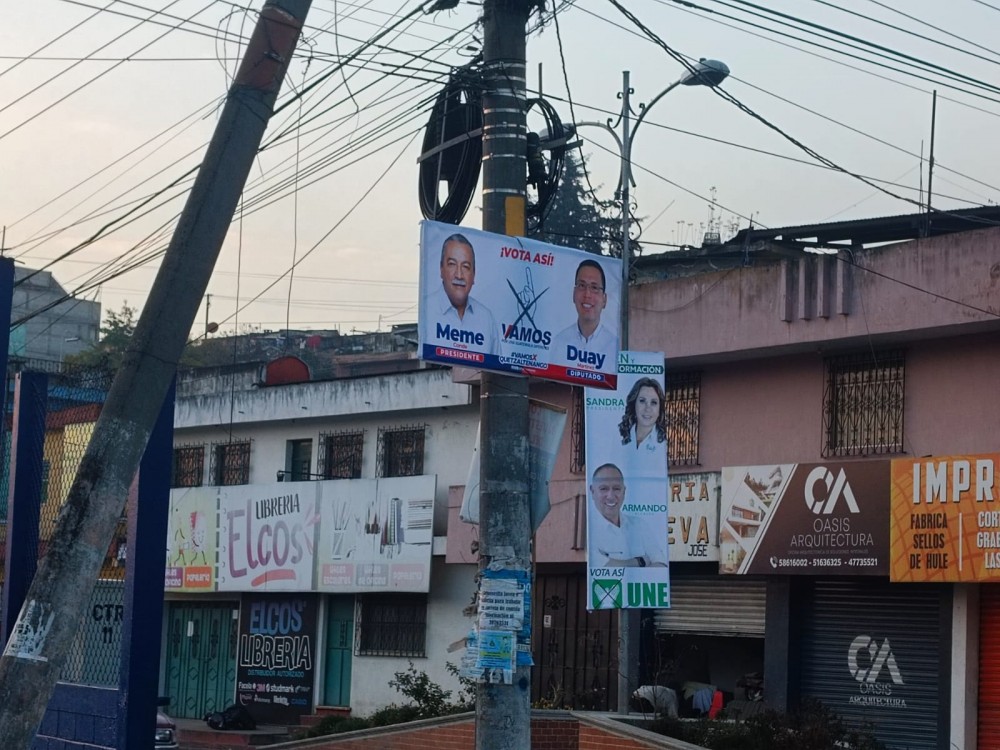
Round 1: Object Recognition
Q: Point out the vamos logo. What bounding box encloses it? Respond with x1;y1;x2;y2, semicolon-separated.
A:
804;466;860;515
501;267;551;347
847;635;907;709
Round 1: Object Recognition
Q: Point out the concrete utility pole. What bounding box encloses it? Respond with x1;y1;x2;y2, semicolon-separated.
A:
477;2;532;750
0;2;310;746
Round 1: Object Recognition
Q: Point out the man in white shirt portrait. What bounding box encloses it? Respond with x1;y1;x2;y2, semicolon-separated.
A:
428;233;498;355
550;259;618;372
588;463;667;568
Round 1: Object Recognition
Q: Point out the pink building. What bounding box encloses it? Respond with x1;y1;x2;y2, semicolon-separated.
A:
448;206;1000;749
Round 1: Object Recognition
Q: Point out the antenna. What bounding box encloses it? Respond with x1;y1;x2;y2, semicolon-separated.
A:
703;186;721;246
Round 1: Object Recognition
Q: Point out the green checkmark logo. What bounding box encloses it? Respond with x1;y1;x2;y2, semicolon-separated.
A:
592;578;622;609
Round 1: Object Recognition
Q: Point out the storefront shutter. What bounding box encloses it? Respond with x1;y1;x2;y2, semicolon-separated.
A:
978;586;1000;749
653;576;765;637
800;579;944;750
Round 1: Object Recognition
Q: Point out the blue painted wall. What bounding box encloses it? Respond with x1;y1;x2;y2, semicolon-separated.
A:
33;684;116;750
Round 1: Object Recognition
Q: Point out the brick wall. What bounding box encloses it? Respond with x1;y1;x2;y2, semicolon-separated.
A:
531;716;578;750
298;711;697;750
300;718;475;750
578;724;662;750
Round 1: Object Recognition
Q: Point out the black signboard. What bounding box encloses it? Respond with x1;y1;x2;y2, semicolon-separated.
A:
236;593;318;724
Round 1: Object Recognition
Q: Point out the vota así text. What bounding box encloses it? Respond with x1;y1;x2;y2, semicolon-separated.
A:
499;246;554;265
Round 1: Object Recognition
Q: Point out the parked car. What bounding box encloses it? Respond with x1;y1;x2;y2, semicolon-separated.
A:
155;711;178;749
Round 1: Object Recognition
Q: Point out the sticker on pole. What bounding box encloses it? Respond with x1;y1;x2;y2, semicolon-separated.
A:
5;600;55;662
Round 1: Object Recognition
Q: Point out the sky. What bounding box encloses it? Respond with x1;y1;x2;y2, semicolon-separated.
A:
1;0;998;340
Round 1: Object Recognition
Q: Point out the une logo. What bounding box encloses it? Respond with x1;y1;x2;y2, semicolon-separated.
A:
805;467;860;515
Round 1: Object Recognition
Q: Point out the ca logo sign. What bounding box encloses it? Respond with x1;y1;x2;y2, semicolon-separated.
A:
848;636;904;685
805;467;859;514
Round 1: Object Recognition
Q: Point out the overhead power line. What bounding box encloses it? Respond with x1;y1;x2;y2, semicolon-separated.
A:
699;0;1000;97
606;0;1000;226
810;0;1000;69
584;0;1000;199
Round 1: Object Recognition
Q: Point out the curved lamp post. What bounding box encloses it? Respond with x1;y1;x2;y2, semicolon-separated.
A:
574;59;730;346
571;59;729;716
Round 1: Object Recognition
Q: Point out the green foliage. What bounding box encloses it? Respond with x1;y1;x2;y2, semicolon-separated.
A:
388;661;454;718
445;662;476;711
300;663;472;740
294;714;372;739
368;704;423;727
650;700;885;750
65;303;137;370
64;302;257;372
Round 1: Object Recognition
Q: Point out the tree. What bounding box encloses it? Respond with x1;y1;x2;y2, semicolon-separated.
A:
65;303;137;371
66;303;249;371
532;151;639;257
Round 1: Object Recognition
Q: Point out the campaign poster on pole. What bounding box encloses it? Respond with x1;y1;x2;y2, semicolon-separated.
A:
418;220;621;389
585;351;670;610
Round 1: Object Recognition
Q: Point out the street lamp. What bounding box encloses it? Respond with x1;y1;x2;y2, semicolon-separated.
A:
573;59;730;346
571;59;729;715
60;336;81;363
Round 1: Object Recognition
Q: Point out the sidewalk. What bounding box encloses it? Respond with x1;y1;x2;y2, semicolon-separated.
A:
173;716;292;749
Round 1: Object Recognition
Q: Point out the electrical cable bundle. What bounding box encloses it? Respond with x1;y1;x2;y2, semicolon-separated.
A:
417;68;483;224
525;96;567;233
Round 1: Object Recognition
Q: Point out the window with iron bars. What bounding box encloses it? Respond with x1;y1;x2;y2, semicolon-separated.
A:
666;371;701;466
823;350;905;457
355;593;427;657
172;444;205;487
376;426;425;478
210;439;252;486
318;430;365;480
570;387;585;475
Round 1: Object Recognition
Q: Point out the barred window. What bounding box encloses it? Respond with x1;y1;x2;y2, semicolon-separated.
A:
823;350;904;458
172;444;205;488
570;387;585;475
376;426;425;478
319;431;364;480
210;439;252;486
356;594;426;657
666;371;701;466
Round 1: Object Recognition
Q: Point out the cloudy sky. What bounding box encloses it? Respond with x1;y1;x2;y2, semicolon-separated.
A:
1;0;997;338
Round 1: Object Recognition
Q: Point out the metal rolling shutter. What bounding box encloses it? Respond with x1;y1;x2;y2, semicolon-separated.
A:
653;576;766;637
979;586;1000;749
800;580;944;750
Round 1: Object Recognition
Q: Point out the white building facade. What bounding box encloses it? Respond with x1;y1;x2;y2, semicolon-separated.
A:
162;358;479;722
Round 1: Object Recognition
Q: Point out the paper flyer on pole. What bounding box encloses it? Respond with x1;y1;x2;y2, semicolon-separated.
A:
585;351;670;610
418;220;621;389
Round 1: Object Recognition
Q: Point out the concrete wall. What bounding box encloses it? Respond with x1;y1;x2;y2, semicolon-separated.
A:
175;368;472;429
11;267;101;362
174;368;478;535
347;559;476;718
631;228;1000;364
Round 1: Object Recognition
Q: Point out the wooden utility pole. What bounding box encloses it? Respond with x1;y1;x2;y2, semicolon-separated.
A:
0;2;311;746
477;2;532;749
